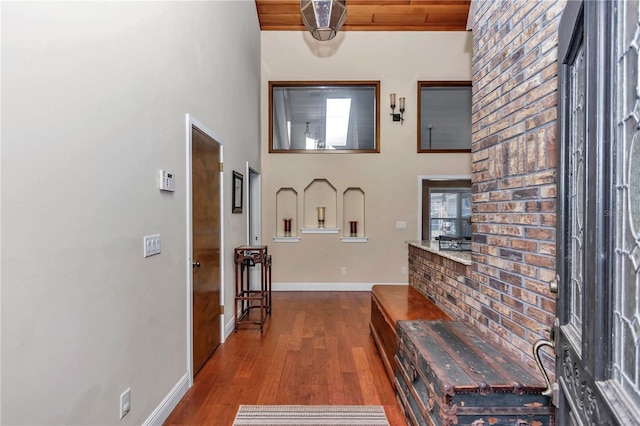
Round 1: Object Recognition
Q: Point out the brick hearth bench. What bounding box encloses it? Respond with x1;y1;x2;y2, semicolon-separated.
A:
369;284;449;383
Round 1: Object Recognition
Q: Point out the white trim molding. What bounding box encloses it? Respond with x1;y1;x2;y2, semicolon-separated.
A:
185;114;225;386
142;373;189;426
300;228;340;234
273;236;302;243
340;237;369;243
272;282;408;292
224;317;236;340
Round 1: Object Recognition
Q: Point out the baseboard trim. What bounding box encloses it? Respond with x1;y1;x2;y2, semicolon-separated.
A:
272;282;408;291
143;372;190;426
221;283;407;337
224;316;236;339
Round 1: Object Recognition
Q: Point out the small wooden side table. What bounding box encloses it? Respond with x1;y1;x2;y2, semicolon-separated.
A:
234;245;272;332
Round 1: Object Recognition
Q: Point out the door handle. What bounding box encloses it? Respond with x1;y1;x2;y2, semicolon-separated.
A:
192;260;201;268
533;338;554;397
533;318;560;407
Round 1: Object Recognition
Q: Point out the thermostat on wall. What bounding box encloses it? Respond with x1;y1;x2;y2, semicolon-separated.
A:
159;170;175;192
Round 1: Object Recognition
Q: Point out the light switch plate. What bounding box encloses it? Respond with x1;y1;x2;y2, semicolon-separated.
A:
119;387;131;419
143;234;161;257
396;221;407;229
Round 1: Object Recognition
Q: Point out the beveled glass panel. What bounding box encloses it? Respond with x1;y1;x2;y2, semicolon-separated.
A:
624;47;637;115
614;0;640;405
568;41;586;337
629;135;640;237
623;322;636;382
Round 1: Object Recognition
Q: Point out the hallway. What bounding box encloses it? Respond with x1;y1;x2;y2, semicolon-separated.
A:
164;291;405;425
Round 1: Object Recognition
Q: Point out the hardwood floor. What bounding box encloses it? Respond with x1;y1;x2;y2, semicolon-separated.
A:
164;291;406;425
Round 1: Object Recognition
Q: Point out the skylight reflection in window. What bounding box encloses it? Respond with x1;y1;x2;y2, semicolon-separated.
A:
325;98;351;147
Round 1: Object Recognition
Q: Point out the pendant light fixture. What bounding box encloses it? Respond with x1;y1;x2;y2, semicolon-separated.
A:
300;0;347;41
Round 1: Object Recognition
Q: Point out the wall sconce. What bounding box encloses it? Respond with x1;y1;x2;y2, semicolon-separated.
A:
390;93;405;124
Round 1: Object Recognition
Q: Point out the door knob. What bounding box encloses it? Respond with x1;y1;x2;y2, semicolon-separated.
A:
192;260;201;268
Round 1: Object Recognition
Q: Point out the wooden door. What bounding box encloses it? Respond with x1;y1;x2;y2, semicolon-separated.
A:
555;1;640;424
192;126;221;376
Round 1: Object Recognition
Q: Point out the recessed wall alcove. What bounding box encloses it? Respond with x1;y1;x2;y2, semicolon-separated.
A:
341;187;368;243
302;178;339;233
274;187;300;242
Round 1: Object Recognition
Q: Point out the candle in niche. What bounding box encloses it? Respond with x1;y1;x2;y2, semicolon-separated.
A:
349;221;358;237
283;218;292;237
316;207;326;228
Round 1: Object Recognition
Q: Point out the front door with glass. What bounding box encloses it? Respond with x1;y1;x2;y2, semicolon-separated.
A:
556;1;640;424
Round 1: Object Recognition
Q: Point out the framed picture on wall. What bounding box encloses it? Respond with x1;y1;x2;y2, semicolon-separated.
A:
232;171;243;214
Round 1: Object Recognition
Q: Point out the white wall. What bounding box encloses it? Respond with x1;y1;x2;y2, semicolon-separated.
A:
1;2;260;424
261;31;472;287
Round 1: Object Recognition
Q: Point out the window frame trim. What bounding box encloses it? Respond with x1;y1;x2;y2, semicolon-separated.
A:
420;177;472;242
268;80;381;154
417;80;473;153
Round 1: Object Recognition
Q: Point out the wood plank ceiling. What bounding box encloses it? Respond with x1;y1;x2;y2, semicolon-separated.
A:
256;0;471;32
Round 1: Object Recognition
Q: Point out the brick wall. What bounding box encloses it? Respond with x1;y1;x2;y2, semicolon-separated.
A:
408;245;471;320
469;0;565;369
410;1;565;372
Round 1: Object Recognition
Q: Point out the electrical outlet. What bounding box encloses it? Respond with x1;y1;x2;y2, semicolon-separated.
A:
120;387;131;419
402;266;408;275
396;221;407;229
341;267;347;275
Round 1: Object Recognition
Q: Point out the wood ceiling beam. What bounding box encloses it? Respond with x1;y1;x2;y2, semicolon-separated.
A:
256;0;471;32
